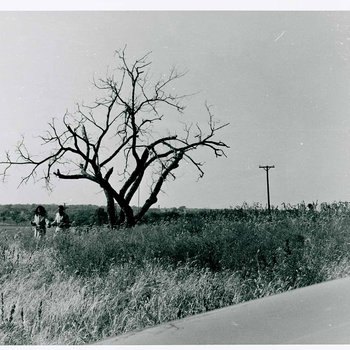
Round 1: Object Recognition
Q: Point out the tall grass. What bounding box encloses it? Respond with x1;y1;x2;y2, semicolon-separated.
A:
0;244;245;344
53;209;350;284
0;204;350;344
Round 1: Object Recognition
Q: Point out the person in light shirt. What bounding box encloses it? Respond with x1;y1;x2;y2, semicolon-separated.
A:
31;205;50;238
51;205;70;234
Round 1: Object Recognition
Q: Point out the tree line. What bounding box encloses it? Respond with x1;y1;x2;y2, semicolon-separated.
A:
0;204;190;226
0;204;107;226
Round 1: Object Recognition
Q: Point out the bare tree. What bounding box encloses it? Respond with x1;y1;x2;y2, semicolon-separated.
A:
0;49;229;227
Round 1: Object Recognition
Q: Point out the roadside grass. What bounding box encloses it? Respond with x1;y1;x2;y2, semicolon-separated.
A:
0;206;349;344
0;245;244;344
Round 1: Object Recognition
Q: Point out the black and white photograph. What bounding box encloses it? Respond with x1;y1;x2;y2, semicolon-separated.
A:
0;0;350;346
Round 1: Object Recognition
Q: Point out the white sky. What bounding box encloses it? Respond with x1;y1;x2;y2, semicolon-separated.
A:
1;1;350;209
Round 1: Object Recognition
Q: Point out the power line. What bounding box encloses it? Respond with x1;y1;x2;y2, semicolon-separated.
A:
259;165;275;213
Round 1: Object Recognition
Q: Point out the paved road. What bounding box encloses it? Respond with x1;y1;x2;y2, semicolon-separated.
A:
96;277;350;344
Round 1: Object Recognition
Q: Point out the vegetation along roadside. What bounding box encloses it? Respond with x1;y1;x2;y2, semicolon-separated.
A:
0;203;349;344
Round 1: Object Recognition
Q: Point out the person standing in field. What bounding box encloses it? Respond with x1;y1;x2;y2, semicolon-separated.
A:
51;205;70;234
31;205;50;238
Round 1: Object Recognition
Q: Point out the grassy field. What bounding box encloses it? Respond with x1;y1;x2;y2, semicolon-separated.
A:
0;204;350;344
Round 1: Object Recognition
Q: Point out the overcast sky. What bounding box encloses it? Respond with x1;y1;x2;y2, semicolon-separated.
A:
1;6;350;209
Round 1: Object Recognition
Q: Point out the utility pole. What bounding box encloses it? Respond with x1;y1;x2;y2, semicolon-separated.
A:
259;165;275;213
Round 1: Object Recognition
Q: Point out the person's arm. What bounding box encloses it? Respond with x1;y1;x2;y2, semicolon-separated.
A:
51;213;58;226
31;216;37;226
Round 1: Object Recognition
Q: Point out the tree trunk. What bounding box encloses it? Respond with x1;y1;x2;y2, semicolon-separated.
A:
101;180;136;228
116;208;136;228
117;210;125;226
104;189;117;228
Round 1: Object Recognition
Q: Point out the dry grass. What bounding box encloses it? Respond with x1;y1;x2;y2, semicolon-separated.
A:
0;244;245;344
0;204;350;344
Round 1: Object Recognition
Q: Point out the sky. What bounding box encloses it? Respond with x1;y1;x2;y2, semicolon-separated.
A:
1;2;350;209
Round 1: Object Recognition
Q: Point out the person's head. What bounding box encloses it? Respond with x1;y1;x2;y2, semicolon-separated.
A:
58;205;65;215
35;205;46;216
